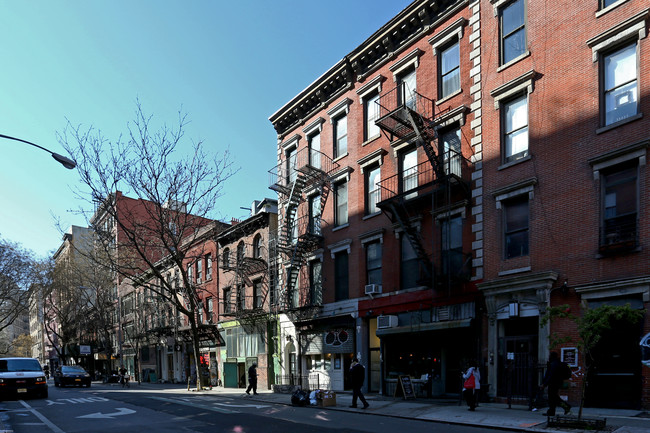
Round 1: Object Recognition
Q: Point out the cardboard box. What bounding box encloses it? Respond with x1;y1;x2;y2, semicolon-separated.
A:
317;390;336;407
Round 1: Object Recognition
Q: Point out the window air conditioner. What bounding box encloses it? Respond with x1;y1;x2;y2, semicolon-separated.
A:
364;284;382;295
377;315;398;329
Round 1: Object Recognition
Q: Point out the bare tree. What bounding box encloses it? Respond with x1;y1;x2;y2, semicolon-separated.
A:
0;238;37;340
58;103;236;389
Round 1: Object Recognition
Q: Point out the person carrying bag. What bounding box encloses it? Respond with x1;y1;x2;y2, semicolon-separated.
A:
462;362;480;411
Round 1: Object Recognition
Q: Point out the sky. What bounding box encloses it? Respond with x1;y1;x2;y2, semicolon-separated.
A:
0;0;413;259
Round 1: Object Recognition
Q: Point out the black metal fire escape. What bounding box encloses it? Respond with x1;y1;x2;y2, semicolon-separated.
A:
375;82;471;285
269;148;338;313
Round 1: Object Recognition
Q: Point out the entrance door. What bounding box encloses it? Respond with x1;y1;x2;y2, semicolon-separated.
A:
224;362;238;388
497;317;539;399
167;354;174;382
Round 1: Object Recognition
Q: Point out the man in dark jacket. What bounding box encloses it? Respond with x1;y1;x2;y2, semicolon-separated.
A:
349;358;369;409
540;351;571;416
246;363;258;395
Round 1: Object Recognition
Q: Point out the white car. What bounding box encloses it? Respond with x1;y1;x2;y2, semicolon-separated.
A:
0;357;48;400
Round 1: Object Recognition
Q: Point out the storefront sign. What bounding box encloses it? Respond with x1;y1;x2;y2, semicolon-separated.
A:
394;375;416;400
561;347;578;367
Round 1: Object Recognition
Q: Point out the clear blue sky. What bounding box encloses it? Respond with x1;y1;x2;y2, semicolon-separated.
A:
0;0;413;259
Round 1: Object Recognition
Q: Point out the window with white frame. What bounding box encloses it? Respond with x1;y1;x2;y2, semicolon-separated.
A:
440;41;460;99
309;260;322;306
498;0;527;65
440;127;462;176
503;195;529;259
334;114;348;158
309;194;322;235
602;42;638;126
503;94;529;163
365;92;381;141
365;241;382;286
366;165;381;215
401;147;418;199
334;180;348;227
205;253;212;280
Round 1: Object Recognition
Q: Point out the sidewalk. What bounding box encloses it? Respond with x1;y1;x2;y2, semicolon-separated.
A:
131;381;650;433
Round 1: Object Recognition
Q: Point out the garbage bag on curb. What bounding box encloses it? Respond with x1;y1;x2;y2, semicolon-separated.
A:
291;389;309;407
309;390;319;406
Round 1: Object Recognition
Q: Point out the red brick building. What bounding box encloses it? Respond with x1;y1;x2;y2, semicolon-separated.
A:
269;0;650;409
477;0;650;409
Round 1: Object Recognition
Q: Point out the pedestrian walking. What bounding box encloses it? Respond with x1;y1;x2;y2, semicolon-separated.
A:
349;358;369;409
540;351;571;416
246;363;258;395
462;361;480;411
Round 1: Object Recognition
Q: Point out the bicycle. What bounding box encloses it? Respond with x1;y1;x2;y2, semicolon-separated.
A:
120;374;130;388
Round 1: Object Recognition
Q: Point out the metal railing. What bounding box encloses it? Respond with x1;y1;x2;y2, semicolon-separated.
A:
275;373;326;391
375;83;435;139
269;148;339;194
376;149;471;202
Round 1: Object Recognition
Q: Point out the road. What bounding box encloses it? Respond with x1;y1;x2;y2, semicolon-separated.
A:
1;383;516;433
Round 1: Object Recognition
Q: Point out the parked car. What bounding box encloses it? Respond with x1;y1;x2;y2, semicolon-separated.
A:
54;365;92;387
0;357;48;400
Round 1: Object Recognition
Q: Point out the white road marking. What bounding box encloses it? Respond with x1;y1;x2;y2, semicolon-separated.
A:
77;407;136;419
18;401;65;433
148;396;238;414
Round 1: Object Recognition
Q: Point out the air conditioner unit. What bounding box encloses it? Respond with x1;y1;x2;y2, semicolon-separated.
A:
364;284;382;295
377;315;398;329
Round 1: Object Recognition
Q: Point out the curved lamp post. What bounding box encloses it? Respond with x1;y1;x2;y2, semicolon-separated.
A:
0;133;76;170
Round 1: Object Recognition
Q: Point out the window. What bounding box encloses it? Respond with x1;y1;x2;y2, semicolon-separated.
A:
252;234;262;259
364;92;381;141
308;131;321;170
600;0;620;9
309;260;323;306
286;146;298;184
207;297;213;322
222;248;230;268
334;180;348;226
400;235;419;289
334;251;349;301
440;127;461;176
401;148;418;198
439;41;460;99
398;68;417;109
187;264;193;283
334;114;348;158
503;94;528;163
205;253;212;280
366;165;381;215
366;241;382;286
196;259;202;283
602;43;638;126
309;195;322;235
503;196;529;259
223;287;232;313
441;215;463;276
499;0;526;65
237;241;245;264
601;162;638;249
253;280;262;309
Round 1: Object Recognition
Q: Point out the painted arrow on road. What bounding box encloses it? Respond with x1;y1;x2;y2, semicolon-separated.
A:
77;407;136;419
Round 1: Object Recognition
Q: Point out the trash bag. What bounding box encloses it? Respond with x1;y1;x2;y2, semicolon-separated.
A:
291;389;309;407
309;390;319;406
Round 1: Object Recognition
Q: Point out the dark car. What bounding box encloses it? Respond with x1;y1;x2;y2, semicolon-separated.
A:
0;357;48;400
54;365;91;387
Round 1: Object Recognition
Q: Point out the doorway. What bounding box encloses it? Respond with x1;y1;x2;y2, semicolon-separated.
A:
497;317;539;399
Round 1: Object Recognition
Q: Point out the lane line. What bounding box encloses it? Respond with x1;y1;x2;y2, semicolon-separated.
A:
18;401;65;433
148;396;238;414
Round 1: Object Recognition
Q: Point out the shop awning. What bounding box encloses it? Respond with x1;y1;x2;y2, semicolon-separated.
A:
376;318;472;336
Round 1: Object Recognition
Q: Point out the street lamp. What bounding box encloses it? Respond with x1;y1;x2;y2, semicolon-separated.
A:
0;133;76;169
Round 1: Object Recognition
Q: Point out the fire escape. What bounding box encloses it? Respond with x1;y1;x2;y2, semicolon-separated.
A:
269;148;338;316
220;244;269;326
375;82;472;287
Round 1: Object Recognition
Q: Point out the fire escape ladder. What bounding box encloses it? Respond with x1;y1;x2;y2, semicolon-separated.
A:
405;109;445;180
388;200;432;282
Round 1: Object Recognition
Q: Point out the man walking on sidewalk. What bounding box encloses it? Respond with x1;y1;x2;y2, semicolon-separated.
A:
349;358;369;409
246;363;258;395
540;351;571;416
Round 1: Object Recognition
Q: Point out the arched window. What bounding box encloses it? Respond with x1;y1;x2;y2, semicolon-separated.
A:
253;234;262;259
237;242;245;263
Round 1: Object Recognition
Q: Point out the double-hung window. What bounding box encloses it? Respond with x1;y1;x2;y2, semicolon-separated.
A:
366;165;381;215
334;114;347;158
499;0;526;65
503;196;529;259
440;41;460;98
601;162;638;249
253;280;262;309
309;195;322;235
365;93;381;140
503;94;529;163
334;180;348;227
309;260;323;306
401;235;419;289
334;251;349;301
223;287;232;313
401;148;418;199
441;215;463;276
440;127;462;176
205;253;212;280
398;68;417;110
602;43;638;126
366;241;382;286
